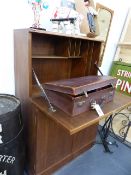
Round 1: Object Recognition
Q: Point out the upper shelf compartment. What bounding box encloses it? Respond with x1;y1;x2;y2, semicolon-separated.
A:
31;29;103;60
32;32;83;59
32;33;69;57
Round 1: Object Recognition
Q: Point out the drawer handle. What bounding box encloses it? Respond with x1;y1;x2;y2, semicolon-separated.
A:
84;91;88;98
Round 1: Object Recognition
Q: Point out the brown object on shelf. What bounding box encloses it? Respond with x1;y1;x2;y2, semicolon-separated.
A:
44;76;117;116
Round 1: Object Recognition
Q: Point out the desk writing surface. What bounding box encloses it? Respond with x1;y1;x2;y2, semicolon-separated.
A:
31;92;131;135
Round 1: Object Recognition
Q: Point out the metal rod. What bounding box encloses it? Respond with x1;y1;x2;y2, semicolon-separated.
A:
94;63;114;88
94;62;103;76
32;68;56;112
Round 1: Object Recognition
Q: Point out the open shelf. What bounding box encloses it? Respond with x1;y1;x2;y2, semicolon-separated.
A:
32;55;69;59
32;55;82;59
68;56;81;59
30;31;102;98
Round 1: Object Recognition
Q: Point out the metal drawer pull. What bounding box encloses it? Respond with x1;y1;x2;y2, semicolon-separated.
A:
84;91;88;98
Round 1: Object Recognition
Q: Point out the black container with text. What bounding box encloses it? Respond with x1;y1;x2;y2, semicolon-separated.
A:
0;94;25;175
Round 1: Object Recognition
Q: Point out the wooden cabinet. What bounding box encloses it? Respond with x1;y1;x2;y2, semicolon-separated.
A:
14;28;104;175
29;100;98;175
14;29;131;175
28;92;131;175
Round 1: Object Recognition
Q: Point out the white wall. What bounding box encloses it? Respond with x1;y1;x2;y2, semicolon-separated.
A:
0;0;130;95
94;0;130;75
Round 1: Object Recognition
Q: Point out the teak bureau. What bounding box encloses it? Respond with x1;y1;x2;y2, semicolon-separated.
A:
14;28;131;175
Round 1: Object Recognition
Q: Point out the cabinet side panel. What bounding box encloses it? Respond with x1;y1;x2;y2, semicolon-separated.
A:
35;108;72;174
35;108;48;173
72;123;98;155
27;104;37;175
14;29;32;102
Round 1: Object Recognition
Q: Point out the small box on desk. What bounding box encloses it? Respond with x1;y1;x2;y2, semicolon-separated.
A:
44;76;117;116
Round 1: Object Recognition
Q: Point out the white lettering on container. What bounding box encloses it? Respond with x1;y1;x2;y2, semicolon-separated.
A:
0;124;2;132
0;124;3;144
10;157;15;164
0;155;15;164
0;170;7;175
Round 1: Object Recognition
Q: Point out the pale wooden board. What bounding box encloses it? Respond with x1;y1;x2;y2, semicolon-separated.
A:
118;42;131;48
114;9;131;63
75;0;90;34
75;0;99;35
114;47;121;61
123;18;131;42
115;47;131;63
119;48;131;63
120;8;131;42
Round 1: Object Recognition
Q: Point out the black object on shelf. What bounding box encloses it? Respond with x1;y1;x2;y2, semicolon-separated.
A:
50;17;77;23
30;27;46;31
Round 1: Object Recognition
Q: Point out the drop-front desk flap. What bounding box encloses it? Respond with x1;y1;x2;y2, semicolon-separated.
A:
30;92;131;135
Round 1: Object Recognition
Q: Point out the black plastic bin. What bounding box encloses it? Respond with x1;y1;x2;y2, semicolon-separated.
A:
0;94;25;175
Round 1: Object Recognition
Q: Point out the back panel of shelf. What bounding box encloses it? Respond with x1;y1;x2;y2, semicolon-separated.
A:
32;33;69;57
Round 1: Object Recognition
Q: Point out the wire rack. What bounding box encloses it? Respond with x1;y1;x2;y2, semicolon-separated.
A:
110;106;131;147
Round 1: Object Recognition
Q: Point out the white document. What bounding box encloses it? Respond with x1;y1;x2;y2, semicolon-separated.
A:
91;102;104;117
